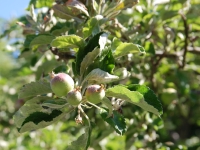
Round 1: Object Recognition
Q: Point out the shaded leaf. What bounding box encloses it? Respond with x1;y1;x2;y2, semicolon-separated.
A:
100;109;126;135
113;67;130;79
24;34;38;48
67;127;91;150
103;0;138;19
36;60;63;80
80;47;101;76
30;35;55;50
76;32;104;75
52;4;84;22
41;98;68;109
103;1;121;19
117;0;139;10
145;42;155;55
66;0;89;17
98;48;115;73
102;97;113;118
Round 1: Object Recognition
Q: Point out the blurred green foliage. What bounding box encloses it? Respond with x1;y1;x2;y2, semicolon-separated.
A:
0;0;200;149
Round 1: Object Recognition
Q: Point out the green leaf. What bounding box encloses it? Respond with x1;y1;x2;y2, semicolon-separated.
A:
117;0;139;10
51;26;70;36
127;84;163;115
100;109;126;135
83;16;107;38
18;79;52;99
67;127;91;150
41;98;68;109
98;48;115;73
103;0;138;19
82;68;119;85
111;37;123;51
80;47;101;76
66;0;89;17
75;32;104;75
102;1;121;19
160;10;178;21
82;47;115;76
13;96;73;133
51;35;85;50
113;67;130;79
36;60;63;80
114;43;145;58
145;42;155;55
30;35;55;50
83;17;100;38
24;34;38;48
52;4;84;22
102;97;113;118
106;85;162;116
28;0;54;9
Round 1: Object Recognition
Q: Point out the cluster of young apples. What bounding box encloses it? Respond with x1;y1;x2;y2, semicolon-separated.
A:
50;72;105;106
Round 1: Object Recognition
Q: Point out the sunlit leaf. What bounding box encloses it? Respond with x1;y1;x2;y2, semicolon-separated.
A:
28;0;54;9
111;37;123;51
106;85;162;116
82;68;119;85
83;16;107;38
99;33;108;50
51;35;85;50
13;96;74;133
127;84;163;115
18;79;52;99
114;43;145;58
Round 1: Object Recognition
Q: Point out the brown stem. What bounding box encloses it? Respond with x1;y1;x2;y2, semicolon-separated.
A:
179;13;189;69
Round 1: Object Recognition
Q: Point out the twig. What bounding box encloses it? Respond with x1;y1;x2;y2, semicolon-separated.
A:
86;101;102;110
179;13;189;69
78;105;91;128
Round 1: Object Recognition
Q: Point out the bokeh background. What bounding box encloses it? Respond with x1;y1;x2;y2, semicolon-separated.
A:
0;0;200;150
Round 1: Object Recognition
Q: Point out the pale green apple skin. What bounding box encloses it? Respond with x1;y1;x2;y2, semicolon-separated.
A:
85;85;105;104
66;89;82;106
50;73;74;97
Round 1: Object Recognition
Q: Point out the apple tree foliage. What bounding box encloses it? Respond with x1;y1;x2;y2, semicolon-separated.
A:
0;0;200;149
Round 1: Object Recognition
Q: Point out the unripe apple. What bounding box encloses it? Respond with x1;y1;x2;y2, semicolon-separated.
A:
50;72;74;97
66;88;82;106
85;84;105;104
